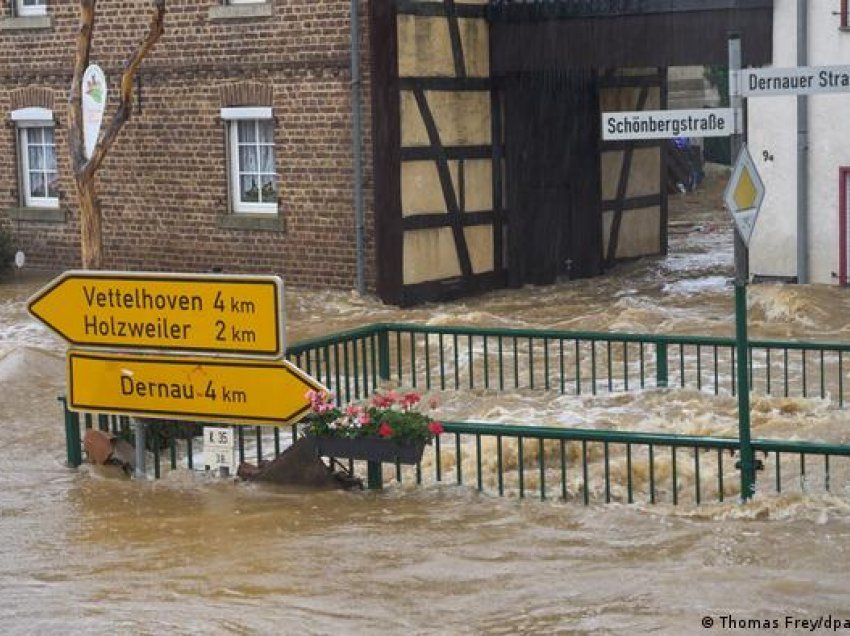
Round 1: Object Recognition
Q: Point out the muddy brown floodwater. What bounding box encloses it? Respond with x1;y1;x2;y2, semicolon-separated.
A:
2;167;850;634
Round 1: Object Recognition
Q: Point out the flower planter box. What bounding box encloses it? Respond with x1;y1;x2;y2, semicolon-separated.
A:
311;436;426;465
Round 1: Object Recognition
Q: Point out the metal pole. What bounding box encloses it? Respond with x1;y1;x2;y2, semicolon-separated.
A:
134;419;146;479
350;0;366;295
728;35;747;283
735;284;755;500
729;34;755;501
796;0;809;283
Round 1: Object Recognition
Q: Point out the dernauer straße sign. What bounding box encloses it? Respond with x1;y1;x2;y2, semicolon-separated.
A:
740;65;850;97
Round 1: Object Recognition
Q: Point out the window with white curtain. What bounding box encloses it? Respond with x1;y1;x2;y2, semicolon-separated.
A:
11;107;58;209
221;107;278;214
17;0;47;17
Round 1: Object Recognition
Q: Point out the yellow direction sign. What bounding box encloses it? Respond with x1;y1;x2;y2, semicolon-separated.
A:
28;271;284;357
67;350;326;426
723;145;765;246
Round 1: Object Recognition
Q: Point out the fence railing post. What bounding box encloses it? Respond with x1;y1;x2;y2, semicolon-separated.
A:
377;326;391;382
656;342;668;388
59;396;82;467
367;460;383;490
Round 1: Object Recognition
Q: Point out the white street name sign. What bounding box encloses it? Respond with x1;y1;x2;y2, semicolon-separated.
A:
740;65;850;97
602;108;736;141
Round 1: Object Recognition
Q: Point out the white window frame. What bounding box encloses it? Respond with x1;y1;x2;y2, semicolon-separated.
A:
17;0;47;17
221;107;278;215
11;107;59;209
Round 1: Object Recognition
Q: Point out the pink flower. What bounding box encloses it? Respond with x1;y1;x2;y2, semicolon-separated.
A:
401;392;421;408
316;402;333;414
378;422;394;438
428;421;444;435
345;404;361;417
372;390;401;408
359;412;371;425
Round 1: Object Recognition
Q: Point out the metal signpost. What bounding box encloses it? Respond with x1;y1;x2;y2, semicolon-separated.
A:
727;34;757;502
722;50;850;500
724;141;765;501
29;270;326;480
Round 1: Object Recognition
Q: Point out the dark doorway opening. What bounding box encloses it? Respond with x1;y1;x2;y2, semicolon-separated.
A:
504;71;603;287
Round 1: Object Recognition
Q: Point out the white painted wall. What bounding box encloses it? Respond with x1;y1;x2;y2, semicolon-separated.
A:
748;0;850;283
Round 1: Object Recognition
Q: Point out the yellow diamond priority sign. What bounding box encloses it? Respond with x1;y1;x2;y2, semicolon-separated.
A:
723;144;765;246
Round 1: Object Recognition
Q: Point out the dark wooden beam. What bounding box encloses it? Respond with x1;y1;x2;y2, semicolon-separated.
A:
402;210;494;230
400;144;494;161
370;0;403;304
399;77;490;91
396;0;486;18
601;194;662;213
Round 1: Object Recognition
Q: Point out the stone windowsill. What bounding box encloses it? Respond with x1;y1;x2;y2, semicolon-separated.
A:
5;207;67;223
218;213;284;232
0;15;52;31
208;3;272;22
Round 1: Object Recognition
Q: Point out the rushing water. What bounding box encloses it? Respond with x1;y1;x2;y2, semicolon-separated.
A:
2;170;850;633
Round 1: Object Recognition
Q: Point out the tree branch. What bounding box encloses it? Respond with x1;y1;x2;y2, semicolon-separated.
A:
84;0;166;180
68;0;96;177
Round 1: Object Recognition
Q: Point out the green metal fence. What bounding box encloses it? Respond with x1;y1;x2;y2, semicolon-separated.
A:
285;323;850;404
61;322;850;503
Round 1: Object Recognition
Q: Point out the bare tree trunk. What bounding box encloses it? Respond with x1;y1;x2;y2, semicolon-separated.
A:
68;0;166;270
76;178;101;269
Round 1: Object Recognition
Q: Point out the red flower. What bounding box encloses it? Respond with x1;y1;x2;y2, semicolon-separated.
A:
378;422;394;438
401;392;421;408
372;394;392;408
428;421;444;435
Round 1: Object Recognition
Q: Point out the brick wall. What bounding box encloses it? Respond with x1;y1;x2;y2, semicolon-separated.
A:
0;0;374;290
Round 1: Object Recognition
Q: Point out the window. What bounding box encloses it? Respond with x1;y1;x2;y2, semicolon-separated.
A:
842;0;849;30
11;107;58;209
222;107;278;214
17;0;47;17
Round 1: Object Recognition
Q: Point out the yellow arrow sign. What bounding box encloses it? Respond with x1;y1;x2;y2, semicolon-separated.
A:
67;350;325;426
28;271;284;356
